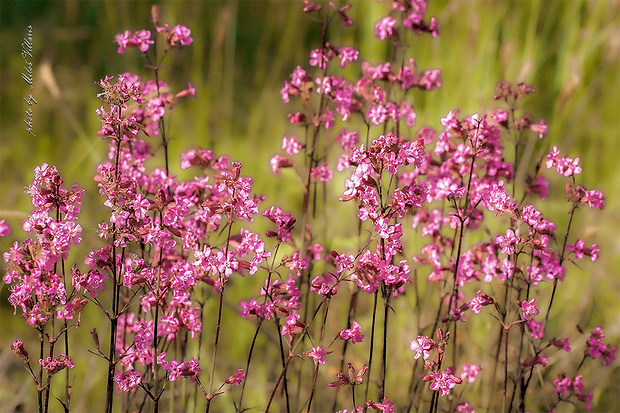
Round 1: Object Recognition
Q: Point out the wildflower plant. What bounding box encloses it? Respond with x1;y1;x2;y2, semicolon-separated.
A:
3;1;616;412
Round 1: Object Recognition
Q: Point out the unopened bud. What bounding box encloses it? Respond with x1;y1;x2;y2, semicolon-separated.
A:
11;339;29;362
91;328;100;351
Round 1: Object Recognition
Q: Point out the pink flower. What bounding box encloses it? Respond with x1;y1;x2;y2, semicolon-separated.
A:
40;354;74;375
288;112;306;123
311;273;338;296
410;336;432;360
171;25;193;46
366;398;394;412
339;47;359;67
530;119;547;139
520;298;540;320
270;154;293;175
586;327;617;366
367;104;388;125
311;163;333;182
306;346;327;365
526;319;544;339
282;135;303;155
375;17;396;40
263;206;295;242
546;146;582;176
133;30;154;52
225;369;245;386
329;363;368;388
565;240;600;262
553;373;593;410
115;371;141;392
339;321;364;343
459;364;481;383
0;219;10;236
156;24;193;47
427;371;460;396
601;345;617;366
584;189;604;209
455;402;475;413
554;374;573;397
495;229;519;255
309;48;327;69
551;338;571;352
163;357;201;381
281;313;304;337
467;290;494;313
307;243;324;260
114;30;132;54
11;339;29;362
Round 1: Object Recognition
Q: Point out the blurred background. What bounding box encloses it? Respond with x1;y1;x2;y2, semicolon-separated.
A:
1;0;618;411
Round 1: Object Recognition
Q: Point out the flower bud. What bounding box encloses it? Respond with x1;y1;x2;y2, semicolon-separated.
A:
11;339;29;362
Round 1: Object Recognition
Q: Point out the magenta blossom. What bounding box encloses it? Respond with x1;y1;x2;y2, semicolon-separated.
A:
410;336;432;360
339;321;364;343
40;354;74;375
225;369;245;386
546;146;582;176
375;16;396;40
426;371;461;396
0;219;10;236
459;364;481;383
586;327;617;366
306;346;327;365
519;298;540;321
115;371;142;392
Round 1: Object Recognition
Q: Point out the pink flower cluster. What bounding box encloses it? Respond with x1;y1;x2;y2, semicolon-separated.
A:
553;373;593;411
115;24;192;54
225;369;246;386
546;146;582;177
339;321;364;343
586;327;616;366
40;354;74;375
3;164;83;326
114;30;154;53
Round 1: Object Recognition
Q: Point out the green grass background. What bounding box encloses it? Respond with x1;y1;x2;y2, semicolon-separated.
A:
0;0;618;411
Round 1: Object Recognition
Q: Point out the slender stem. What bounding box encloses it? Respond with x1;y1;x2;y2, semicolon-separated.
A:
305;297;331;411
266;297;328;412
208;208;235;403
503;326;509;413
429;388;439;413
54;201;71;411
207;282;225;402
149;31;170;178
63;320;70;410
194;289;207;411
379;292;389;402
543;204;577;335
239;319;262;410
332;291;358;411
43;338;56;413
105;135;122;413
486;322;505;411
37;329;43;413
152;217;164;402
363;291;379;411
265;353;294;412
306;364;320;413
446;217;465;319
274;319;291;413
